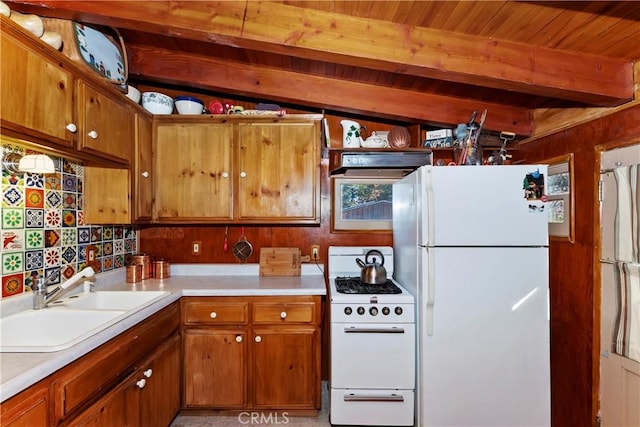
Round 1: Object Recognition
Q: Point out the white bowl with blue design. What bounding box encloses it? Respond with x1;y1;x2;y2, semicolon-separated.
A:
175;96;204;115
142;91;174;114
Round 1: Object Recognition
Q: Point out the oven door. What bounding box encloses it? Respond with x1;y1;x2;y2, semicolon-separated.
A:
330;322;415;389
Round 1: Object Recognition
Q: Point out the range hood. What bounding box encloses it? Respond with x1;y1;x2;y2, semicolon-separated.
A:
329;151;432;177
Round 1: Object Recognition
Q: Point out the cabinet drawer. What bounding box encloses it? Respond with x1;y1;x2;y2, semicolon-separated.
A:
252;302;317;324
182;299;249;325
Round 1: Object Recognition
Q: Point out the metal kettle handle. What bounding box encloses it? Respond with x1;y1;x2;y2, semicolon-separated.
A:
365;249;384;266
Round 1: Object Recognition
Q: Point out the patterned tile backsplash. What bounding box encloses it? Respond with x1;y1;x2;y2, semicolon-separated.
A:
1;142;136;298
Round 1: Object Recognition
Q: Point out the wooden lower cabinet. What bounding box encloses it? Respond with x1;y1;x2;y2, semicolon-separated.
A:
183;328;247;408
181;296;322;412
70;334;181;427
0;380;49;427
69;372;138;427
252;327;318;408
0;303;180;427
139;334;181;427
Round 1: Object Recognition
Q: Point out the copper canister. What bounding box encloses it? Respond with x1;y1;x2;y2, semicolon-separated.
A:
153;259;170;279
126;264;143;283
130;253;153;279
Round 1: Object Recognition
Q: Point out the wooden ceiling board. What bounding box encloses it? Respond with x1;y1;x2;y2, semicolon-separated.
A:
477;3;562;41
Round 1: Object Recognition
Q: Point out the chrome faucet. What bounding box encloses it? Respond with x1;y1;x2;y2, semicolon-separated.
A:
33;266;96;309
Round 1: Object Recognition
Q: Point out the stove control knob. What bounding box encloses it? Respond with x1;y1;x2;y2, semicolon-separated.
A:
344;307;352;315
369;307;378;316
382;307;390;315
394;306;403;315
357;307;365;315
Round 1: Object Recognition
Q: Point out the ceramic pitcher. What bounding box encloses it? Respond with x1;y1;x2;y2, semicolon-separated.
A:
340;120;364;148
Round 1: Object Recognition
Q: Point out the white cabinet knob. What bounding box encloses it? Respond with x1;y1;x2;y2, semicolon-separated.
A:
136;379;146;389
254;336;262;343
222;172;229;178
143;369;153;378
66;123;77;133
240;171;247;178
235;335;243;343
87;130;98;139
141;171;149;178
210;311;217;319
280;311;287;319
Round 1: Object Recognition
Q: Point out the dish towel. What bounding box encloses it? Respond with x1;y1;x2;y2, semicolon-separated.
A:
612;262;640;363
613;164;640;262
612;165;640;362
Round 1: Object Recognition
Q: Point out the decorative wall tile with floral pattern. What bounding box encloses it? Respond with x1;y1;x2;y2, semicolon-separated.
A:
1;142;136;298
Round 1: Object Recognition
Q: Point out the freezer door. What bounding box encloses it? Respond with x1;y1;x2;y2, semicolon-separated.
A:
417;246;550;427
423;165;549;246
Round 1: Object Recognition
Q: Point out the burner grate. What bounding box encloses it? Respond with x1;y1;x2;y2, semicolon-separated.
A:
335;276;402;294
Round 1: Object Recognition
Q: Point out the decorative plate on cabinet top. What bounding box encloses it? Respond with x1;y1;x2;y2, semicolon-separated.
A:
388;126;411;148
73;23;126;84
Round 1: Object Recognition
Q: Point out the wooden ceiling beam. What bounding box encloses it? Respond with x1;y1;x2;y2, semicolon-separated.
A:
7;0;634;106
128;44;532;135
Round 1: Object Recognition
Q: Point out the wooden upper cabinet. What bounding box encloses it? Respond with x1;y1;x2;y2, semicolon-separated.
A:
0;24;75;147
133;113;153;222
83;167;131;224
237;122;320;223
76;81;134;163
153;116;321;224
0;17;134;167
154;122;234;221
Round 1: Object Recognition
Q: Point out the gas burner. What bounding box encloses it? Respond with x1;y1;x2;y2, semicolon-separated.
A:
335;276;402;294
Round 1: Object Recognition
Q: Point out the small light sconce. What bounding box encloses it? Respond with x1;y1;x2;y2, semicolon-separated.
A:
2;152;56;174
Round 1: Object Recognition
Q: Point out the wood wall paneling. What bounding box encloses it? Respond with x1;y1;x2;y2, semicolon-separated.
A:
519;104;640;427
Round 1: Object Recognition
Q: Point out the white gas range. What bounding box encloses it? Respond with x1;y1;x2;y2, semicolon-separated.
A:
328;246;415;427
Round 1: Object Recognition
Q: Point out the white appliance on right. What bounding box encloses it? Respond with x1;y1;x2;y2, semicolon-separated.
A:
393;165;550;427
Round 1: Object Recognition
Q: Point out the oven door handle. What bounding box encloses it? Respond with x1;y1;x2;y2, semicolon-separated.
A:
344;326;405;334
344;393;405;402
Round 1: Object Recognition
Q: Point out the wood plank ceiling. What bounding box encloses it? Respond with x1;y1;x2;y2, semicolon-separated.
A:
5;1;640;137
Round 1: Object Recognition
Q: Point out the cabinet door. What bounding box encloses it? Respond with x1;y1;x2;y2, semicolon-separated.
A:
251;327;319;408
183;328;246;408
155;123;233;221
69;372;139;427
83;167;131;224
237;122;320;223
139;334;181;427
77;81;133;163
133;113;153;221
1;382;49;427
0;28;75;147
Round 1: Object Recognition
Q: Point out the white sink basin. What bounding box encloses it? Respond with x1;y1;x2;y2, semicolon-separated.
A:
53;291;170;311
0;308;126;352
1;291;171;352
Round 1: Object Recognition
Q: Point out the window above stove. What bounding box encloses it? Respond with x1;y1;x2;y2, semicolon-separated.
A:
331;177;397;232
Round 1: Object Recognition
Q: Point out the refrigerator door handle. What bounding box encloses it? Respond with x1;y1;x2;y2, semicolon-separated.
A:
425;248;435;336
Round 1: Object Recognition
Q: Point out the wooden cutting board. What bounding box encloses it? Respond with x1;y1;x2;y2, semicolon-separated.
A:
259;247;301;276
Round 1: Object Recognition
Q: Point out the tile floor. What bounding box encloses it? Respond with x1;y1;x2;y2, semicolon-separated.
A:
171;382;332;427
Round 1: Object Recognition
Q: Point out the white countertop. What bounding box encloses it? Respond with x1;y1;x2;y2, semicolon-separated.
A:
0;264;326;402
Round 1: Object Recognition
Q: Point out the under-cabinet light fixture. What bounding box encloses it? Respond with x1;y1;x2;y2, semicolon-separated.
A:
2;152;56;174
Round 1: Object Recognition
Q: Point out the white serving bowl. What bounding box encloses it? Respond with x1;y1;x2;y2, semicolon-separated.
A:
175;96;204;115
126;85;141;104
141;91;174;114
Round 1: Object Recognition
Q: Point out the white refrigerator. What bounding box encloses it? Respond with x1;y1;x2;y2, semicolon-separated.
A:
392;165;550;427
